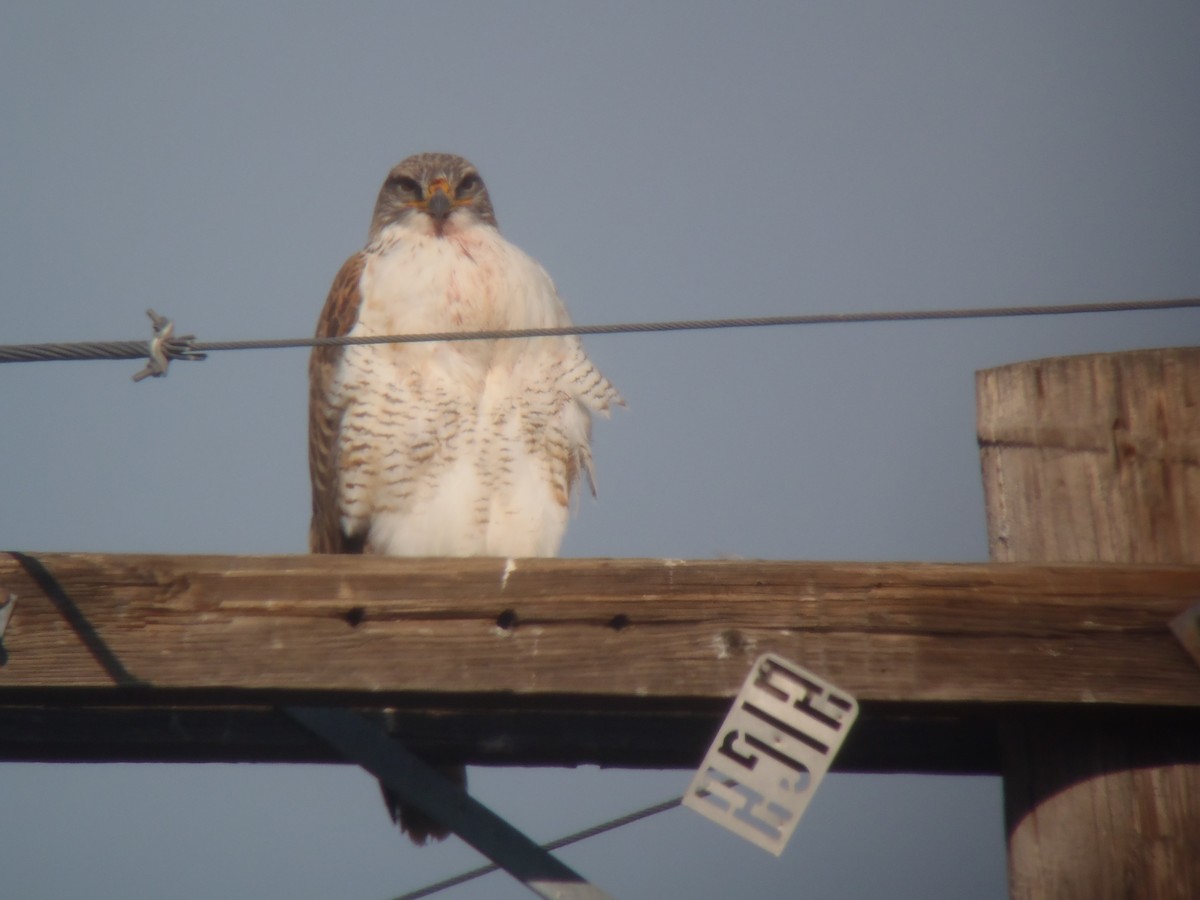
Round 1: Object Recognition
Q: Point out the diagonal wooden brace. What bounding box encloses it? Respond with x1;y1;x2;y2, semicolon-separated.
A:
285;706;613;900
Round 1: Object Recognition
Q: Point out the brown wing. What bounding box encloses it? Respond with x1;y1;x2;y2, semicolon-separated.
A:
308;252;367;554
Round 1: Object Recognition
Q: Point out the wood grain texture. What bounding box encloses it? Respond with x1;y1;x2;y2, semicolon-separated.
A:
978;346;1200;564
0;553;1196;705
980;346;1200;900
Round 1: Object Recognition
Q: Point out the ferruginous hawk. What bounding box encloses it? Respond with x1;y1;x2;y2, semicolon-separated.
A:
307;152;621;843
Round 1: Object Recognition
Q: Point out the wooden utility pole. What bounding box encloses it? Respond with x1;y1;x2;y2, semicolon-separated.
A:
978;346;1200;899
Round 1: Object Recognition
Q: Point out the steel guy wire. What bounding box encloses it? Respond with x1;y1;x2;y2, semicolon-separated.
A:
391;796;683;900
0;297;1196;380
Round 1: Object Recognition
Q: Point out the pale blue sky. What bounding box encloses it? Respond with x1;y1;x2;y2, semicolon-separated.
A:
2;3;1198;898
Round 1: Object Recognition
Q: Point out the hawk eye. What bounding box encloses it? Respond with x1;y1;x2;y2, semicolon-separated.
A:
389;174;422;197
455;173;481;198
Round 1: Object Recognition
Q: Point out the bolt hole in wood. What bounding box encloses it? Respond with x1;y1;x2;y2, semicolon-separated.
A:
720;629;747;654
342;606;366;627
495;608;518;631
608;613;631;631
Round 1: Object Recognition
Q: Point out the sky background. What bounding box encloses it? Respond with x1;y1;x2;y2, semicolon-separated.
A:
2;2;1199;898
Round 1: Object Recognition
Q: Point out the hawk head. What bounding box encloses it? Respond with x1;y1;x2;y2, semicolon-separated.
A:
369;152;498;240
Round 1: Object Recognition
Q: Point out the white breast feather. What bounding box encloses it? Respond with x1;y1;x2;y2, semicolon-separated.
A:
330;220;619;558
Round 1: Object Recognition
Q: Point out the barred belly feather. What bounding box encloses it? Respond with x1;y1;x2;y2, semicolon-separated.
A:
330;217;617;558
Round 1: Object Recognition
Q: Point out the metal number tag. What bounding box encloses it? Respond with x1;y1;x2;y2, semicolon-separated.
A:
683;654;858;855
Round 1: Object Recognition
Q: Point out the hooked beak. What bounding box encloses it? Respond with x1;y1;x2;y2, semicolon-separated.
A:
426;177;452;222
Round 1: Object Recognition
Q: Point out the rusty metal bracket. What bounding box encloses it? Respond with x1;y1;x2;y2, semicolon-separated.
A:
0;591;13;666
1170;601;1200;670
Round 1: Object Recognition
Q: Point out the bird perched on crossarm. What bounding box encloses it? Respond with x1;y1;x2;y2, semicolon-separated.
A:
307;152;621;842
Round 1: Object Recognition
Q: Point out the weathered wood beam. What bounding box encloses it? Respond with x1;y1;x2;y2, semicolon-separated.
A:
1;553;1197;704
1;552;1197;771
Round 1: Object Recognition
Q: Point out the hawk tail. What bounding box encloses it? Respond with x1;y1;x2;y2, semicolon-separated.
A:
379;764;467;845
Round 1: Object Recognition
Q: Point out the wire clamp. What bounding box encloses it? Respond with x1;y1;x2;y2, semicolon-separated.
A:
132;309;206;382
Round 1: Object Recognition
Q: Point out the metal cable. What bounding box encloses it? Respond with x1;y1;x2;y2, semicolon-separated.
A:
187;297;1200;351
391;796;682;900
0;297;1197;371
0;340;153;363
